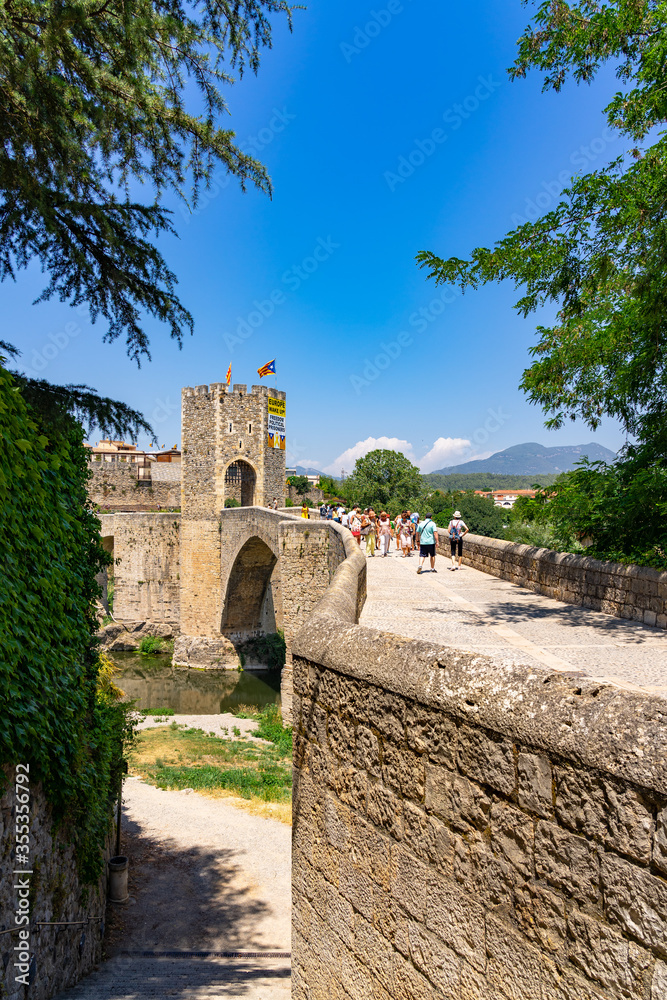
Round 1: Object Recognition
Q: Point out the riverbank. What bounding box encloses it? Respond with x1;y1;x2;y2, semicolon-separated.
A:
129;708;292;825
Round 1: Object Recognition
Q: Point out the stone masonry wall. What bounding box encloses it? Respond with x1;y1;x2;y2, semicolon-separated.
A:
279;520;348;661
436;531;667;630
98;513;180;624
0;766;109;1000
292;616;667;1000
87;462;180;511
288;486;324;506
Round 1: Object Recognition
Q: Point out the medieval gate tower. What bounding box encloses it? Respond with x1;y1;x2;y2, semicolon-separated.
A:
178;381;287;661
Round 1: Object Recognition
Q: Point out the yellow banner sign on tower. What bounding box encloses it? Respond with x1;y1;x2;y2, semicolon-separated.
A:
267;397;286;449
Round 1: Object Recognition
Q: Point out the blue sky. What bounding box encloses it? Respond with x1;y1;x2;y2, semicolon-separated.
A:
6;2;628;474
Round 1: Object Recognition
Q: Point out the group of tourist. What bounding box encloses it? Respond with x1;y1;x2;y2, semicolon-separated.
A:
288;498;469;572
341;506;470;573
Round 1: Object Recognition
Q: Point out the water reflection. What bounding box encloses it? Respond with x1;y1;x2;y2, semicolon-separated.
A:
109;652;281;714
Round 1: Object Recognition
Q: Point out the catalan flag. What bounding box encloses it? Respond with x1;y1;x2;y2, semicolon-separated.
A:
257;358;276;378
225;363;232;386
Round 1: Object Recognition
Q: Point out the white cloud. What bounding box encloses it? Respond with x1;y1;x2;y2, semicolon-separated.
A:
323;436;415;475
418;437;472;474
323;435;496;478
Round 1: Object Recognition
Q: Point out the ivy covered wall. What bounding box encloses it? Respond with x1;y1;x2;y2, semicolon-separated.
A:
0;363;127;880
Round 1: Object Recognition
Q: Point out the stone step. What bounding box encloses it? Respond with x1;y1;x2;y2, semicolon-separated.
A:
54;955;291;1000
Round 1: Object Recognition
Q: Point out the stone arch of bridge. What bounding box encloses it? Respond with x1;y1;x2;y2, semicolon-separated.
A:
221;536;277;635
219;511;284;642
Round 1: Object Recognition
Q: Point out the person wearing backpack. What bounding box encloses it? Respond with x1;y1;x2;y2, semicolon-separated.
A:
447;509;469;570
416;513;438;574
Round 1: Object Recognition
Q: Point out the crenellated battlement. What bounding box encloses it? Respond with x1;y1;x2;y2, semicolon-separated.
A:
182;383;286;401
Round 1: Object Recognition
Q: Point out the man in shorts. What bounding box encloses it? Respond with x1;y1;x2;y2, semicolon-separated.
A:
416;513;438;574
448;509;469;570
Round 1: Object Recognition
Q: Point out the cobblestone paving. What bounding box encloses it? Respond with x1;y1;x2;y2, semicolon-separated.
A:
359;545;667;696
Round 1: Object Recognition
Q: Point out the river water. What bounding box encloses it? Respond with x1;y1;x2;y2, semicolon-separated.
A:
109;652;281;714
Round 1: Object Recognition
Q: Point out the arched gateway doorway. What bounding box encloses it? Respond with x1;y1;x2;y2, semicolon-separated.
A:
224;460;256;507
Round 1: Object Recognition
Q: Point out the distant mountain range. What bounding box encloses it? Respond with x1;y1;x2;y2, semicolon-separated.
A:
433;442;617;477
294;465;326;476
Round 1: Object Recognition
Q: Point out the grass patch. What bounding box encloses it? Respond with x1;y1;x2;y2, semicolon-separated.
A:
129;724;292;811
140;706;175;717
251;704;293;756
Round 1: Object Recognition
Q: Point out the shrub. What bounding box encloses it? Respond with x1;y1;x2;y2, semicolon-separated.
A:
236;630;286;670
139;635;166;655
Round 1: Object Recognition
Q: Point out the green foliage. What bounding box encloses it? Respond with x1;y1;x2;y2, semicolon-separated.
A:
344;449;422;514
11;371;155;441
431;491;507;538
224;497;241;508
504;520;569;551
531;460;667;568
141;707;175;717
422;472;558;491
0;1;294;360
285;498;295;507
318;474;339;496
0;364;133;882
251;703;293;756
236;630;286;670
139;635;166;655
287;474;311;497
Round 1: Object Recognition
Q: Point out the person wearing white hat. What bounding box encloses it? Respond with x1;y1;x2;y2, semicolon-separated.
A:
447;509;469;570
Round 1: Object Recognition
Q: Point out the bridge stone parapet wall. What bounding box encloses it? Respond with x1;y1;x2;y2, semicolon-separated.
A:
291;614;667;999
437;530;667;630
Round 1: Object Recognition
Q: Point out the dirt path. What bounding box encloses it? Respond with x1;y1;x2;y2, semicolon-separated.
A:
55;777;291;999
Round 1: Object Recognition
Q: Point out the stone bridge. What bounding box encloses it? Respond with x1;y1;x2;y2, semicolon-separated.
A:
98;506;366;712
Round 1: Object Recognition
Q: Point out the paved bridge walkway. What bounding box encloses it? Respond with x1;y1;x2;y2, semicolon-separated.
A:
359;547;667;698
